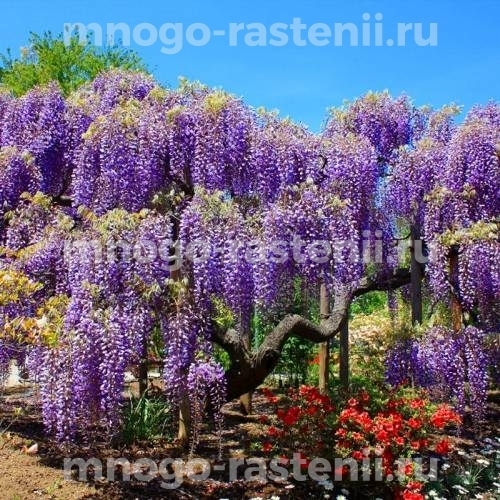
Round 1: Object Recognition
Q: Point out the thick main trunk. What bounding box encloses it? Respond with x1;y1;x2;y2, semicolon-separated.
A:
215;269;412;401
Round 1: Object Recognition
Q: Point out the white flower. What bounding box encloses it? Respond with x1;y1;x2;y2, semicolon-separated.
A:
319;480;334;491
476;458;490;466
336;496;347;500
270;496;280;500
452;485;469;494
441;463;451;470
427;490;438;497
35;315;48;329
341;489;349;496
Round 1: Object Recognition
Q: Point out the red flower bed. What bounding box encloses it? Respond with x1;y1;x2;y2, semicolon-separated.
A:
260;385;461;498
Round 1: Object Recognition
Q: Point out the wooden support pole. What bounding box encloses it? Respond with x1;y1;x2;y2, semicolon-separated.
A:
339;316;349;391
410;224;423;325
449;245;463;332
318;283;330;394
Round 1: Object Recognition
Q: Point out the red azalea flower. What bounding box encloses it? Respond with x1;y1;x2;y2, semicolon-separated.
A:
282;406;301;426
261;387;278;404
376;430;390;443
359;390;370;403
268;426;280;437
435;438;451;455
306;405;318;416
394;436;405;446
403;463;414;476
406;481;423;491
409;399;425;410
410;440;421;451
336;428;347;438
430;405;461;429
401;491;424;500
262;442;273;453
309;355;320;365
408;417;422;430
351;431;364;443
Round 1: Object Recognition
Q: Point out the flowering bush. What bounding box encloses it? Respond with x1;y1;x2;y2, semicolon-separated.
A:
260;385;335;462
335;394;461;497
260;385;462;499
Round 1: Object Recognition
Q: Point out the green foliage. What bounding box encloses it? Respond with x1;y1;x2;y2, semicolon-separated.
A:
121;392;173;444
274;335;315;384
212;345;231;371
148;324;164;363
254;279;318;385
0;32;146;96
211;296;235;331
210;298;236;370
350;291;387;317
425;450;500;499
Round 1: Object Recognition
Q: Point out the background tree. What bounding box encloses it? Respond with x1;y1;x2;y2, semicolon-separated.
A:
0;31;146;96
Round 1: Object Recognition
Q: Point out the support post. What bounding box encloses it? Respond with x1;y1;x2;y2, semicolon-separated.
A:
318;283;330;393
410;224;423;325
339;316;349;390
449;245;463;332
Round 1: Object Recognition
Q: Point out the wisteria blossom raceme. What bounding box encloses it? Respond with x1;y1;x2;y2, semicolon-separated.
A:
0;84;68;197
459;238;500;330
0;147;40;221
384;137;447;229
187;359;226;456
324;92;416;163
72;99;169;213
90;69;157;112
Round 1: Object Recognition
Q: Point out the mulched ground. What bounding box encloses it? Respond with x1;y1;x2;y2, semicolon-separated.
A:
0;386;498;499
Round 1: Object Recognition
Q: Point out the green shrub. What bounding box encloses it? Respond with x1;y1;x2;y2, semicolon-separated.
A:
121;392;174;444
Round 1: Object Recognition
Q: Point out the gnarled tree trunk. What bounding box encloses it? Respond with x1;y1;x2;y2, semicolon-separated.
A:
215;269;412;401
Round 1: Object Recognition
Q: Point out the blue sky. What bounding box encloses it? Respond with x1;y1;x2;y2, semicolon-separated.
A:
1;0;498;130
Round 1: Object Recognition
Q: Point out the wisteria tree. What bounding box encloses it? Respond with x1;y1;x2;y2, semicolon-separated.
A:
0;71;498;446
